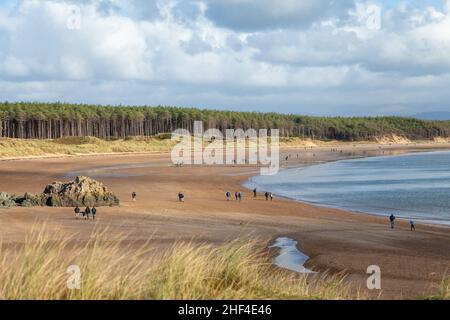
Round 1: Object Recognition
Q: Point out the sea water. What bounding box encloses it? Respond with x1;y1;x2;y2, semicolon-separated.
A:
246;151;450;226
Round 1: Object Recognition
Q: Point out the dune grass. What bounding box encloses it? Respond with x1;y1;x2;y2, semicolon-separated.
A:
0;135;362;159
0;226;357;300
1;135;420;160
423;276;449;300
438;277;450;300
0;136;177;158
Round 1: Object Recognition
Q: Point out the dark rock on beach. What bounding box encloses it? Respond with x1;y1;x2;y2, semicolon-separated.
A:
2;176;120;208
42;176;120;207
13;192;45;207
0;192;15;208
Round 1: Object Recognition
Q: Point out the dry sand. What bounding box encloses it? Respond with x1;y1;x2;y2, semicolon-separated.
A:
0;141;449;299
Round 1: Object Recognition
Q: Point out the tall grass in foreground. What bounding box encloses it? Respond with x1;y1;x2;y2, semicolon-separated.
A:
424;276;449;300
0;227;356;300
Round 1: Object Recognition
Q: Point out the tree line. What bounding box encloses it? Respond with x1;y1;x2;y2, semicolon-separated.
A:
1;102;450;141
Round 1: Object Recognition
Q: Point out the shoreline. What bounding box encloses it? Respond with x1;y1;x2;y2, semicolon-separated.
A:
3;141;450;230
244;148;450;228
3;141;450;233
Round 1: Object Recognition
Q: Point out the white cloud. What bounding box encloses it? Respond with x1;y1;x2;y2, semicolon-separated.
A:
0;0;450;116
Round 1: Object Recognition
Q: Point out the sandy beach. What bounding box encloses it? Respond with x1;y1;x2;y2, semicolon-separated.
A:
0;141;449;299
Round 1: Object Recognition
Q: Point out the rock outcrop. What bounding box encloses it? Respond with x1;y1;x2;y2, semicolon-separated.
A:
4;176;119;208
0;192;15;208
41;176;120;207
13;192;44;207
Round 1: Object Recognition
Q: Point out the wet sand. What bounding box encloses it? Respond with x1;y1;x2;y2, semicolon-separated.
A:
0;142;449;299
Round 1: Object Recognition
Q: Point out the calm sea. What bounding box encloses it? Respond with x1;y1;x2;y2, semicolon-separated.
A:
246;151;450;226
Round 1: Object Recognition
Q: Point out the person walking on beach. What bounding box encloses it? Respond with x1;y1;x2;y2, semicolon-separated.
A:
238;192;243;201
410;219;416;231
235;192;239;201
91;207;97;221
265;192;269;201
178;192;185;202
226;191;231;201
389;214;396;229
74;206;80;219
132;192;137;201
270;192;273;201
253;188;257;198
85;206;91;220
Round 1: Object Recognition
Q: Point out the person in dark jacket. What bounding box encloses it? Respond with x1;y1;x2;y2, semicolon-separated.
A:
253;188;257;198
92;207;97;221
132;192;137;201
389;214;396;229
74;206;80;219
409;219;416;231
85;206;91;220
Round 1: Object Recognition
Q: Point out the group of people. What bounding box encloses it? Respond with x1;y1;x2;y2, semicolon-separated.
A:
131;189;271;203
389;214;416;231
224;189;274;202
73;191;135;220
264;192;273;201
253;188;273;201
225;191;243;201
178;188;416;232
74;191;417;232
74;206;97;220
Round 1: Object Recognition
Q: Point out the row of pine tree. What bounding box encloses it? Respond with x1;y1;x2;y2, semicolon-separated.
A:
1;102;449;141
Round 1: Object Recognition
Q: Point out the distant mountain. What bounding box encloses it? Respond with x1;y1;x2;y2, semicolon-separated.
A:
412;111;450;120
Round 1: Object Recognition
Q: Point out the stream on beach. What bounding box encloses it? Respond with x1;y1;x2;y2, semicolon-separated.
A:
269;237;316;274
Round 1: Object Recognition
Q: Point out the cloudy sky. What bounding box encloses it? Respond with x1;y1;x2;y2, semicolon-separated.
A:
1;0;450;116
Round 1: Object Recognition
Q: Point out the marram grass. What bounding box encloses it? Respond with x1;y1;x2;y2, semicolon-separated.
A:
0;136;176;158
423;276;449;300
0;226;358;300
0;136;358;159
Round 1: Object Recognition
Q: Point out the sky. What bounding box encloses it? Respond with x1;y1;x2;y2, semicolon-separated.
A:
1;0;450;116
